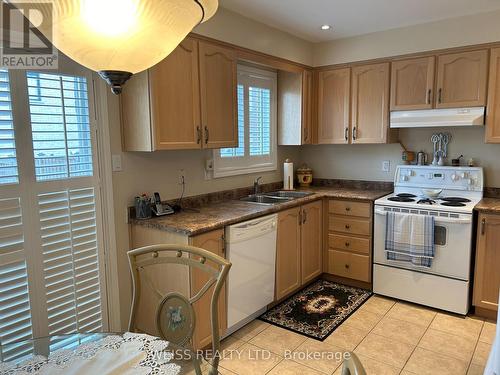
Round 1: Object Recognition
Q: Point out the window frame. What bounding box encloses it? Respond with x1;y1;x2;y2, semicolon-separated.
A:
213;65;277;178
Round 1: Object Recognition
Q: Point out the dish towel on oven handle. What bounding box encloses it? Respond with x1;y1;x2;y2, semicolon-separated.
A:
385;212;435;268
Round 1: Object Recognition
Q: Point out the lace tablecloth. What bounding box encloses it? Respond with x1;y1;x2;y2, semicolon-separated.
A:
0;333;181;375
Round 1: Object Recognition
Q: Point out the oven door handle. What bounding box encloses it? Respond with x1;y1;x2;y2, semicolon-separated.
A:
374;208;472;224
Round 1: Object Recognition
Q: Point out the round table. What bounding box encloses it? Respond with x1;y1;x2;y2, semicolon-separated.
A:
0;332;221;375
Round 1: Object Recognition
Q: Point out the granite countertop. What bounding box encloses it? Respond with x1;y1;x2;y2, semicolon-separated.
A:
131;187;391;236
475;198;500;214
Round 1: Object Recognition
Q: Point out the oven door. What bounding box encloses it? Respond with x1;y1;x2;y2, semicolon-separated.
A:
373;205;473;280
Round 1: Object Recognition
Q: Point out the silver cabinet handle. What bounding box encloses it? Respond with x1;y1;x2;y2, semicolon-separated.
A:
196;126;201;144
204;126;209;144
352;126;357;141
302;209;307;224
481;218;486;235
438;88;442;104
427;89;432;104
344;127;349;141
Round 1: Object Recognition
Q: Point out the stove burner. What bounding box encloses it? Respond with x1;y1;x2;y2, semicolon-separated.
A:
417;198;436;205
441;197;471;203
441;201;466;207
396;193;417;198
388;197;415;202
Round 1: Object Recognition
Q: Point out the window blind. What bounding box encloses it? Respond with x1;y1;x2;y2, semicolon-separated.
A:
248;87;271;156
220;84;245;158
27;72;93;182
39;187;102;336
0;198;33;361
0;70;18;185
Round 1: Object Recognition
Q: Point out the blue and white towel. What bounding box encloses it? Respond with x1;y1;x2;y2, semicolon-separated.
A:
385;212;435;268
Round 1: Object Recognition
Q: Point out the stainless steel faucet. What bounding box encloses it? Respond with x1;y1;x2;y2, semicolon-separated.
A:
253;176;263;194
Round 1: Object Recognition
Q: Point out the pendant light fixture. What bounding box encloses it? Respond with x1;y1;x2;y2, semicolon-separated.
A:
22;0;218;94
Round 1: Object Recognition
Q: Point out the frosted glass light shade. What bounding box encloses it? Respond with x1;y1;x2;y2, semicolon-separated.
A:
23;0;218;92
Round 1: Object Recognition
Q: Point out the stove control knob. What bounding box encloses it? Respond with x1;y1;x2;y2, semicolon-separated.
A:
451;173;459;181
402;175;409;182
468;178;474;186
461;172;468;179
407;170;414;177
426;173;433;179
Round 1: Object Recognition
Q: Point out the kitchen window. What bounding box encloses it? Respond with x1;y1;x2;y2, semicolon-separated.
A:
213;65;277;177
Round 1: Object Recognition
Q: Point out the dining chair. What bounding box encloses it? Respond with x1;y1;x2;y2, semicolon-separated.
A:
128;244;231;375
341;352;367;375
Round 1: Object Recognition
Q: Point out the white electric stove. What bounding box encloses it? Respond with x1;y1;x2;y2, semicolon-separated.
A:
373;165;484;315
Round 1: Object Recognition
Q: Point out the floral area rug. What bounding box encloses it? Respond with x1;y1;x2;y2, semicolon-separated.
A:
259;279;372;340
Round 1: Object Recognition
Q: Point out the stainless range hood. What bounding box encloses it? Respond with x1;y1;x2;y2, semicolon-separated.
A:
390;107;485;128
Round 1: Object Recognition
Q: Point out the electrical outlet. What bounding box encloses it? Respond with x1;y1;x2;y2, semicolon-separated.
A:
382;160;391;172
178;169;185;185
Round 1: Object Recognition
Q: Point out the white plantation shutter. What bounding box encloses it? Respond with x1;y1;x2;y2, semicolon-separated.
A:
0;68;108;360
39;188;102;336
0;70;19;185
27;73;93;181
0;198;33;361
248;86;271;156
214;65;277;177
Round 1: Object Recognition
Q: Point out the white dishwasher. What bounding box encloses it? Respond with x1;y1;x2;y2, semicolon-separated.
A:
225;214;277;335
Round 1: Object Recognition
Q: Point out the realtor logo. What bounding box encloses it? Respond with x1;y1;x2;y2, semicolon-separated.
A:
1;2;58;69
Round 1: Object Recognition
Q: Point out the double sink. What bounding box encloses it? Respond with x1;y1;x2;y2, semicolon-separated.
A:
240;190;314;205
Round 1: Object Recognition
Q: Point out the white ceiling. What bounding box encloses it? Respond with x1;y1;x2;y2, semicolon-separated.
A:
219;0;500;42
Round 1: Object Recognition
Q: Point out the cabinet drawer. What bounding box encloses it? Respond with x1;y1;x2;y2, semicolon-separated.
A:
329;216;371;236
329;200;371;218
328;250;370;282
329;234;370;255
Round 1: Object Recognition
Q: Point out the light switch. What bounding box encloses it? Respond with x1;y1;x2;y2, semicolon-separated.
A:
112;154;122;172
382;160;391;172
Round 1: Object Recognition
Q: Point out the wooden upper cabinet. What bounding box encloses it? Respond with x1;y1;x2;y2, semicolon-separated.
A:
120;38;237;151
149;38;201;150
278;70;313;145
317;68;350;144
486;48;500;143
189;229;226;349
300;201;322;285
198;42;238;149
435;50;488;108
302;70;313;144
351;63;391;144
276;207;301;300
390;56;435;110
473;213;500;313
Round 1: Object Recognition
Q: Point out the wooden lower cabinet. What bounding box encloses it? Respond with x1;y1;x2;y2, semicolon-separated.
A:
276;201;323;300
129;224;227;350
189;229;227;349
473;213;500;315
275;207;302;300
326;199;373;285
301;201;323;284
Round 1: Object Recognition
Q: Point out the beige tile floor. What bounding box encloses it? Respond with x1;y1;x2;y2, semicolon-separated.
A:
214;295;496;375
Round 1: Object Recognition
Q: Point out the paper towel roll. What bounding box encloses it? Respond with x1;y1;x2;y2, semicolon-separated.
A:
283;159;294;190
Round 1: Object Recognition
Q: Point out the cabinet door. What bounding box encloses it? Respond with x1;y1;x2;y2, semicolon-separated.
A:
473;213;500;311
435;50;488;108
317;68;350;144
276;207;301;300
302;70;313;144
198;41;238;149
190;229;226;349
351;63;390;144
390;56;435;110
301;201;323;284
149;38;201;150
486;48;500;143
